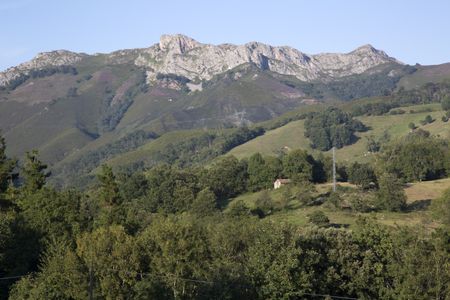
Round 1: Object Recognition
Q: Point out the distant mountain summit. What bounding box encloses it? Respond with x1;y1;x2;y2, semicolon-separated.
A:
0;34;400;88
5;34;448;187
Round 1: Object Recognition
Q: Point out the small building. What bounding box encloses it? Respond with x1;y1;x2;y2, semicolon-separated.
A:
273;178;291;189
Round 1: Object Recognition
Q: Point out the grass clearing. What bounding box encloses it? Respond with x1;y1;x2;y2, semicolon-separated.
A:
227;104;449;163
228;177;448;230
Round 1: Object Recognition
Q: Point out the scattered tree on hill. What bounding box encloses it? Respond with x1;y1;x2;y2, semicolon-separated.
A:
255;190;274;216
441;96;450;111
307;211;330;227
431;187;450;226
247;153;282;191
21;150;49;193
366;136;381;152
282;149;314;183
376;173;406;211
295;181;317;206
226;199;250;217
379;132;449;182
348;162;377;189
304;107;367;151
419;114;434;126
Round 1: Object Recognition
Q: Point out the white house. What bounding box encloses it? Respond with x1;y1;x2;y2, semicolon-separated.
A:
273;178;291;189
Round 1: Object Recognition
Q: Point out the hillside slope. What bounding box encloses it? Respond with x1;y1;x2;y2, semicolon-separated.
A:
1;35;450;188
227;103;448;163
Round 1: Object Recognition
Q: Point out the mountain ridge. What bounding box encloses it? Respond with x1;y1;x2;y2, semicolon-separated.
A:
0;34;400;88
2;34;450;187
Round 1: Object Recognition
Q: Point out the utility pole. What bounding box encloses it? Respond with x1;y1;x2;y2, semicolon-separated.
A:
332;146;336;192
89;262;94;300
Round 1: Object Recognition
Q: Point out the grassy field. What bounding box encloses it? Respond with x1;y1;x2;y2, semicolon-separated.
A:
228;177;450;230
405;177;450;202
228;103;448;163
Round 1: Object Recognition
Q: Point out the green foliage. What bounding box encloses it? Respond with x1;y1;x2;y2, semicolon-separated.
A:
352;82;450;117
97;164;120;206
376;173;407;211
156;73;191;85
295;181;317;206
222;126;265;153
431;187;450;226
98;71;147;133
1;130;449;299
441;95;450;111
379;133;449;182
56;130;158;187
9;239;87;300
137;216;211;299
282;149;314;182
304;107;367;151
348;191;377;212
0;133;16;195
254;190;274;216
145;165;200;214
293;64;416;102
77;225;140;299
420;114;434;125
348;162;377;189
191;188;217;217
247;153;282;191
226;199;251;218
21;150;49;193
1;65;77;91
307;210;330;227
205;156;248;202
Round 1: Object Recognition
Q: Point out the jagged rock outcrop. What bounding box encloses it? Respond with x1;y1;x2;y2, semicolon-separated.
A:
134;34;401;83
0;34;401;88
0;50;86;87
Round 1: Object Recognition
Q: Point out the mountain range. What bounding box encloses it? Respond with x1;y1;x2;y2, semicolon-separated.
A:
1;34;450;186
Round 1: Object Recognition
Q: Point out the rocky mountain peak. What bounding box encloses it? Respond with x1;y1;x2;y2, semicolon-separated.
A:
0;34;402;88
18;50;86;70
159;34;201;54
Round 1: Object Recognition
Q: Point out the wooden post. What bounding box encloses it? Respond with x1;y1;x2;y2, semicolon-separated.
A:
332;146;336;192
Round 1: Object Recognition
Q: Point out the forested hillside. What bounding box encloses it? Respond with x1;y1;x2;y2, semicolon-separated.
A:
1;34;450;300
1;123;450;299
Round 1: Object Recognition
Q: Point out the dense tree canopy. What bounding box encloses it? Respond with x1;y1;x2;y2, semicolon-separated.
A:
379;132;450;182
304;107;367;151
0;130;449;299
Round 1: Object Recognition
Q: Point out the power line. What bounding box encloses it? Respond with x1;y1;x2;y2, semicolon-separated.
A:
0;271;360;299
0;275;25;280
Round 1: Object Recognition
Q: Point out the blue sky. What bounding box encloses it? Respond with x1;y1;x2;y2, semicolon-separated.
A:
1;0;449;71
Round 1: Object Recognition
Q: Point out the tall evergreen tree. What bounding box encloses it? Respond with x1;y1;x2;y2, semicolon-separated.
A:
0;134;16;195
21;150;48;193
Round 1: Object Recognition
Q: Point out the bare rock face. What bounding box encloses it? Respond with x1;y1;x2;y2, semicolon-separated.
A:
135;35;401;84
0;34;401;88
0;50;86;87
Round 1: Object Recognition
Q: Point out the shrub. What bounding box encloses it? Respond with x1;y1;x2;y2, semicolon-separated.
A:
376;173;406;211
255;190;274;216
307;211;330;227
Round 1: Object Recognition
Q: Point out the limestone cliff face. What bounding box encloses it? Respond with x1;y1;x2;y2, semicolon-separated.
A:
0;34;401;88
134;35;400;83
0;50;86;87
